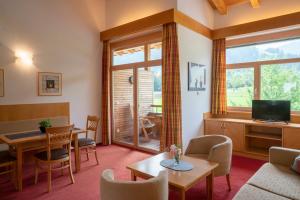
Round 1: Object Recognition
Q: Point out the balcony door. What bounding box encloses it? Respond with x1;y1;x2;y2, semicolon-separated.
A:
110;34;162;152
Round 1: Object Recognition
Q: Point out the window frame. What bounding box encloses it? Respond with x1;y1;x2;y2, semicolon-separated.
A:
226;49;300;113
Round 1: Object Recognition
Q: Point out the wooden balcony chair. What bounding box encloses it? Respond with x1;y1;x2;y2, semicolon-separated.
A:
34;125;74;192
77;116;100;165
0;151;16;189
140;117;155;142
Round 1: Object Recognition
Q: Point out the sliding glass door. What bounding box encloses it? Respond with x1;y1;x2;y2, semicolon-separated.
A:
111;36;162;152
138;66;162;151
112;69;134;145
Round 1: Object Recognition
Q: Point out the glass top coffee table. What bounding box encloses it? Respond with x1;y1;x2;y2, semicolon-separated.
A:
127;152;219;200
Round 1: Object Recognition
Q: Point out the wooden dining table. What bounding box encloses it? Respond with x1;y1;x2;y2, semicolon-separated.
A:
0;128;86;191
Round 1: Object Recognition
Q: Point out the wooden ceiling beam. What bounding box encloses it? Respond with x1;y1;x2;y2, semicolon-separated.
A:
212;11;300;39
208;0;228;15
250;0;260;8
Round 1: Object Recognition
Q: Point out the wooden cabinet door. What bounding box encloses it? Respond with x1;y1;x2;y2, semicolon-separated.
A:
204;120;224;135
224;122;245;152
283;128;300;149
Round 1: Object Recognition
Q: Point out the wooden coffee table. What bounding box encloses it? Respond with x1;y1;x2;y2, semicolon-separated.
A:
127;152;219;200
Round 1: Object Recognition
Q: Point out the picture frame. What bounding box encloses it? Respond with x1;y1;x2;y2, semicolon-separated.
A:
0;69;4;97
38;72;62;96
188;62;206;91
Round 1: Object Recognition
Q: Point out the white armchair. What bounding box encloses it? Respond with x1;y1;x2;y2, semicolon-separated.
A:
100;169;168;200
185;135;233;190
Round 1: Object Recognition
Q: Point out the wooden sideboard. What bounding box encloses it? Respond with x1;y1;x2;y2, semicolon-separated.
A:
204;117;300;160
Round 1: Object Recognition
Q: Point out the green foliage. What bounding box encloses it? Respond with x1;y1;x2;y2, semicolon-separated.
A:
261;63;300;111
39;119;52;128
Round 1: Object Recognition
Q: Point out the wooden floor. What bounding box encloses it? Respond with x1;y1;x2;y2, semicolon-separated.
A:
139;138;160;151
116;136;160;151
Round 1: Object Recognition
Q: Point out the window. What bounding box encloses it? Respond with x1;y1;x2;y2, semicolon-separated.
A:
226;68;254;107
226;38;300;111
112;42;162;66
227;38;300;64
111;35;162;152
261;63;300;111
113;46;144;65
148;42;162;60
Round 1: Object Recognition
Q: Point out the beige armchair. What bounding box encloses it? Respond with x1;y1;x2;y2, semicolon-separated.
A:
100;169;168;200
185;135;233;190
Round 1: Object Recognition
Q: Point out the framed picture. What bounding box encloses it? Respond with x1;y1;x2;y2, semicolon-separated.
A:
0;69;4;97
188;62;206;91
38;72;62;96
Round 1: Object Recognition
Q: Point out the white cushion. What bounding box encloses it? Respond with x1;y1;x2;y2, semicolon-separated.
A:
248;163;300;200
233;184;292;200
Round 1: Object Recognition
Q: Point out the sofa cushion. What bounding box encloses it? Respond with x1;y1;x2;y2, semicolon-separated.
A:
248;163;300;200
233;184;292;200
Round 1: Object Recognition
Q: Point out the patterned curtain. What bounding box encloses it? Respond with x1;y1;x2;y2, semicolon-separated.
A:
160;22;182;151
101;41;111;145
211;38;227;115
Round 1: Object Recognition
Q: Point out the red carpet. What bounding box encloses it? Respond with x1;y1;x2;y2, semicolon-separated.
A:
0;145;265;200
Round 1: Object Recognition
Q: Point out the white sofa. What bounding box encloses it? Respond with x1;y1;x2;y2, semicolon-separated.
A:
233;147;300;200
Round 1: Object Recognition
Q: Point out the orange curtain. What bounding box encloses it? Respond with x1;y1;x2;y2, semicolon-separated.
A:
101;41;111;145
211;38;227;115
160;22;182;151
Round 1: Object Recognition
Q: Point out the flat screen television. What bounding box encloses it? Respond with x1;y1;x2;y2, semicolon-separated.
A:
252;100;291;123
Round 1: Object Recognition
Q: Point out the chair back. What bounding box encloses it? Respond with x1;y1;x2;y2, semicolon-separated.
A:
86;116;99;141
45;125;73;161
101;169;168;200
207;135;232;176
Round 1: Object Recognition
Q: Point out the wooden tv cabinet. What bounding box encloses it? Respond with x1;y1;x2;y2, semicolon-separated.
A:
204;117;300;160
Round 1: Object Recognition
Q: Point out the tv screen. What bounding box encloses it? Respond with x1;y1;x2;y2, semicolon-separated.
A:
252;100;291;122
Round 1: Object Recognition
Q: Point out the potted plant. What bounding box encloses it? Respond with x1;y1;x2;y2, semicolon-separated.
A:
39;119;52;133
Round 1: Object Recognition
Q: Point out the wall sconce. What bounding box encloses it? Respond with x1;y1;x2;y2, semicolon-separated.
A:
15;50;33;66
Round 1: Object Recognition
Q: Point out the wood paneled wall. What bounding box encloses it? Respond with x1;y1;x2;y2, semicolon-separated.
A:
0;103;70;122
112;69;154;141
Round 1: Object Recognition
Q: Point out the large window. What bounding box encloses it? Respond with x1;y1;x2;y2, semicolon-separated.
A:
226;38;300;111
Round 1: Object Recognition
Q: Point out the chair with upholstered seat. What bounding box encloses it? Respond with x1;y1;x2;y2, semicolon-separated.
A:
77;116;100;165
185;135;233;190
34;125;74;192
101;169;168;200
0;150;16;189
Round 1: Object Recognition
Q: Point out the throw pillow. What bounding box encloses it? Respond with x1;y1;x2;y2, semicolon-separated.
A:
291;155;300;174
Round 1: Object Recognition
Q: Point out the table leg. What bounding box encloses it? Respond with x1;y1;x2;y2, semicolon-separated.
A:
131;171;136;181
74;134;80;172
180;189;185;200
206;171;214;200
16;145;23;192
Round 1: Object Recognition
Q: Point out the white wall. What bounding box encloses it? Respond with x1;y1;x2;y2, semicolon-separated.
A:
177;25;212;151
0;0;105;141
214;0;300;28
177;0;214;29
105;0;177;29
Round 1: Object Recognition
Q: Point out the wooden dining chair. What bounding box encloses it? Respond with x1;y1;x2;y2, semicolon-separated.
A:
0;151;16;189
34;125;74;192
77;116;100;165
